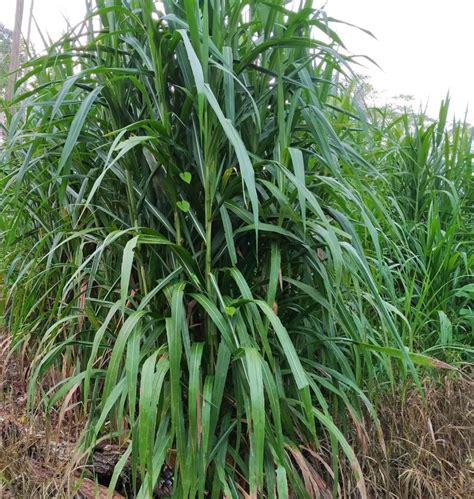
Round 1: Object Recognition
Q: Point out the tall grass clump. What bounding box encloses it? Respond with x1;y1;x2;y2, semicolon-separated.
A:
0;1;471;497
360;102;473;362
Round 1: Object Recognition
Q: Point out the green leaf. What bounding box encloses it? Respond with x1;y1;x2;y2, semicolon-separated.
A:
353;342;455;370
224;306;236;316
121;235;139;311
176;200;190;212
179;172;192;184
244;348;265;494
255;300;308;390
58;85;103;176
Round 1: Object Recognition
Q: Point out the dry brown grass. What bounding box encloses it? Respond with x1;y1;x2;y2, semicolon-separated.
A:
0;407;71;495
0;333;120;498
337;373;474;498
1;334;71;497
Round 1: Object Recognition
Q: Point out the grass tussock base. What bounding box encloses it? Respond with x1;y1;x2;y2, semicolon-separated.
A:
1;335;472;499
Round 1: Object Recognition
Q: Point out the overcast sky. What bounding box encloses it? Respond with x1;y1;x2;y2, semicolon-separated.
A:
2;0;473;122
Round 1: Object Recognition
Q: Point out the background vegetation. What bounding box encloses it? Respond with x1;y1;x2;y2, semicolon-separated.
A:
0;0;472;497
0;24;15;98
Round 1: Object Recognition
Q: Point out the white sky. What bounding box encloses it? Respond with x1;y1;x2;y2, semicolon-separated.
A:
2;0;473;122
325;0;474;123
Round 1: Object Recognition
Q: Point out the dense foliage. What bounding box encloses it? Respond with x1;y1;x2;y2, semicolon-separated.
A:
0;1;472;497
